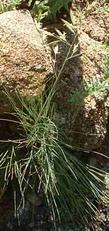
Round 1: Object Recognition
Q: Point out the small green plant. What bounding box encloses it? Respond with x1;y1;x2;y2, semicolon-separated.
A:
70;55;109;106
104;55;109;79
0;0;20;13
70;76;109;106
0;0;72;20
32;0;49;21
96;5;109;14
48;0;72;18
31;0;72;20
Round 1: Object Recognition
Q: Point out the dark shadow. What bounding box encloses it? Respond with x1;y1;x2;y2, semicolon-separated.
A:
0;113;20;140
97;116;109;160
46;22;87;152
45;19;109;166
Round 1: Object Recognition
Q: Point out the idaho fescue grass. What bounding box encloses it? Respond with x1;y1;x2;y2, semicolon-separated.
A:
0;18;109;228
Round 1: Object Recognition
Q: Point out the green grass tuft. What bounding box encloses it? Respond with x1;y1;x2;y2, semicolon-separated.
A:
0;94;108;226
0;20;109;227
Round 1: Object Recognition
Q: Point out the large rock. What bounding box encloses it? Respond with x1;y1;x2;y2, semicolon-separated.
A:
0;10;52;113
51;12;109;150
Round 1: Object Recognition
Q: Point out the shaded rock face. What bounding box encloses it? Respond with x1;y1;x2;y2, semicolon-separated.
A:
51;7;109;150
0;10;52;113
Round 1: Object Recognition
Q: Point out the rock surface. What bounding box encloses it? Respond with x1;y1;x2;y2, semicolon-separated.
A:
0;10;52;113
51;2;109;150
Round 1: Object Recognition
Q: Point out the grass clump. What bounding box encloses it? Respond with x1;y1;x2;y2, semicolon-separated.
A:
1;92;108;227
0;21;108;228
